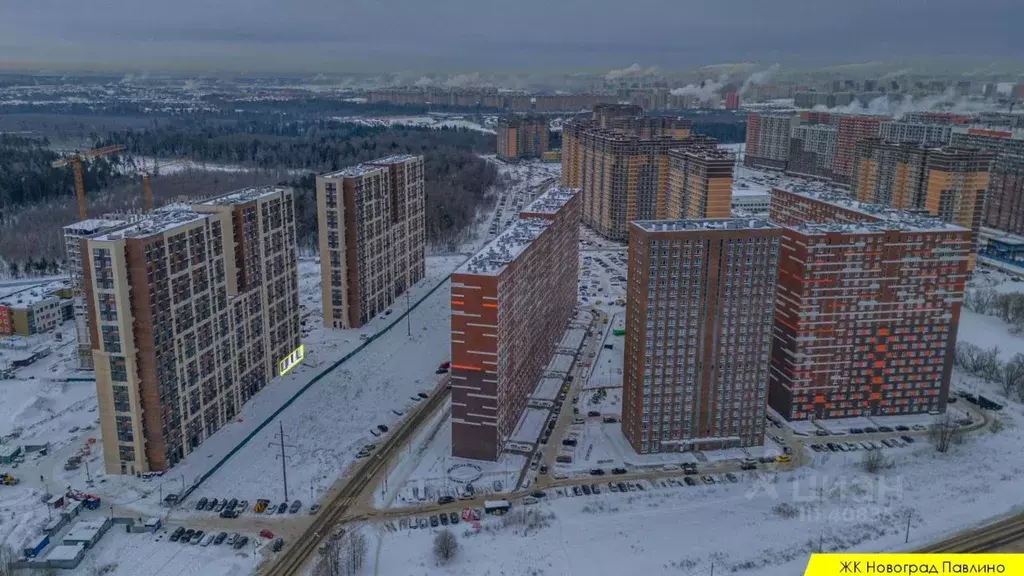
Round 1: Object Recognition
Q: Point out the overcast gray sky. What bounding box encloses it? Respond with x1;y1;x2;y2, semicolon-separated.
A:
0;0;1019;73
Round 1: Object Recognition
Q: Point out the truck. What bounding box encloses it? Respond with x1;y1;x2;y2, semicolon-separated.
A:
66;489;101;509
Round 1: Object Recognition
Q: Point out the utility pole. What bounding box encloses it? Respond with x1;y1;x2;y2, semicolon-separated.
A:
905;512;912;543
406;289;412;337
270;421;296;502
84;459;92;483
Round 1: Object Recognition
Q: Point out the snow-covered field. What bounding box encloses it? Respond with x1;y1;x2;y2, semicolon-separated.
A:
68;526;259;576
331;114;497;135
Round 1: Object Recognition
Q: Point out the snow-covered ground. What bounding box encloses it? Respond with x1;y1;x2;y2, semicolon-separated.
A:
331;114;497;135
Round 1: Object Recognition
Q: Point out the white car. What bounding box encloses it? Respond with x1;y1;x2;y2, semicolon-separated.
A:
201;534;215;547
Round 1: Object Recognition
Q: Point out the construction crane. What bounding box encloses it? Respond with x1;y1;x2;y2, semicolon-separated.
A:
52;145;126;220
138;158;188;212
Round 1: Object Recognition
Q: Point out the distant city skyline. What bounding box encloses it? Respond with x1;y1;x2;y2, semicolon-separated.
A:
1;0;1021;73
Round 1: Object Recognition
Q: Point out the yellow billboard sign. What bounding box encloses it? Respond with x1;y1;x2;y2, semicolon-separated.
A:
278;344;305;376
804;554;1023;576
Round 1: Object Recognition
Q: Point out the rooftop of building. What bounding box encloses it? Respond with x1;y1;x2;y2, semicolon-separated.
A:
368;154;420;165
671;147;735;161
319;163;387;179
774;187;967;232
46;544;85;562
1;286;64;308
633;218;778;233
62;218;131;236
456;217;554;276
63;519;107;541
196;186;287;207
92;210;207;242
521;186;578;216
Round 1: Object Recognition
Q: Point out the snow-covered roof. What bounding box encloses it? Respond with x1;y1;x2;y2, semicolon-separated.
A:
457;217;553;277
62;218;131;237
0;289;60;308
63;519;105;542
46;544;85;561
369;154;419;165
778;188;965;232
633;218;778;233
521;186;578;216
320;164;386;179
92;210;206;241
196;186;286;206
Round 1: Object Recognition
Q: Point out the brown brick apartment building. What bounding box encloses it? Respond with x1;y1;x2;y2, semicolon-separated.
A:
951;128;1024;238
609;116;692;139
768;188;970;420
592;103;644;128
450;187;581;461
83;187;301;474
665;148;735;220
852;139;994;265
496;116;549;161
622;219;781;453
833;115;885;184
317;155;425;329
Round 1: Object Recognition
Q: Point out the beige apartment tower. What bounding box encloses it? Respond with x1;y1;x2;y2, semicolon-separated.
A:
317;155;425;329
666;148;735;220
83;187;301;475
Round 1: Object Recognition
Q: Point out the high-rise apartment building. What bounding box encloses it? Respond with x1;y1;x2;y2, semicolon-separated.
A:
83;187;301;474
450;187;580;461
768;188;969;420
608;116;692;139
833;115;884;184
852;138;931;210
64;218;133;370
317;155;425;329
496;116;549;161
592;103;644;128
903;112;973;126
621;219;781;453
665;148;735;219
745;113;798;171
788;124;837;179
724;92;740;110
578;129;677;241
878;121;953;146
922;147;994;265
951;128;1024;238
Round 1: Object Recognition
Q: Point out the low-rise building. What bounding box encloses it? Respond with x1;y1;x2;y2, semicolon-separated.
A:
1;293;62;335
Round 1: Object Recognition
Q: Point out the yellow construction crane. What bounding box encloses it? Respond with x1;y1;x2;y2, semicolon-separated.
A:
52;145;126;220
138;158;188;212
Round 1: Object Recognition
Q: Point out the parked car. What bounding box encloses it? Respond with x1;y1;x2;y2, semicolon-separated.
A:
611;467;627;475
190;530;205;545
617;482;628;492
237;500;248;513
225;533;238;546
277;502;288;514
740;460;757;471
201;533;216;547
309;504;321;515
259;529;275;540
591;484;602;494
539;465;548;475
430;516;439;527
450;512;459;524
264;503;276;515
219;509;238;519
289;500;302;514
849;428;864;434
439;513;449;525
901;435;915;444
725;473;739;483
590;468;605;476
195;497;208;511
438;495;455;505
587;411;600;417
234;536;249;550
701;476;715;485
182;529;195;544
205;498;218;511
377;424;389;433
215;499;228;512
683;477;696;486
214;532;228;545
581;484;592;495
863;427;878;433
417;392;429;399
170;527;185;542
878;426;894;433
895;425;910;431
609;483;619;492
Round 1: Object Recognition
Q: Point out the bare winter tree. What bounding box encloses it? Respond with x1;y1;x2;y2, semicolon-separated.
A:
929;411;963;453
964;287;997;314
311;537;343;576
862;448;891;474
0;546;15;576
1000;353;1024;397
339;531;367;576
433;528;459;565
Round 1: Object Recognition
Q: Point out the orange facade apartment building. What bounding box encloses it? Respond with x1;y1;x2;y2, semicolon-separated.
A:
768;188;969;420
450;187;581;461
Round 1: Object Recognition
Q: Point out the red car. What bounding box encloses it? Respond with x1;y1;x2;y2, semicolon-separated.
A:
439;361;451;370
259;529;275;540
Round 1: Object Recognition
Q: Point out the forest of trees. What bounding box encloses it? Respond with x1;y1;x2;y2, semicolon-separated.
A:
0;121;499;267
